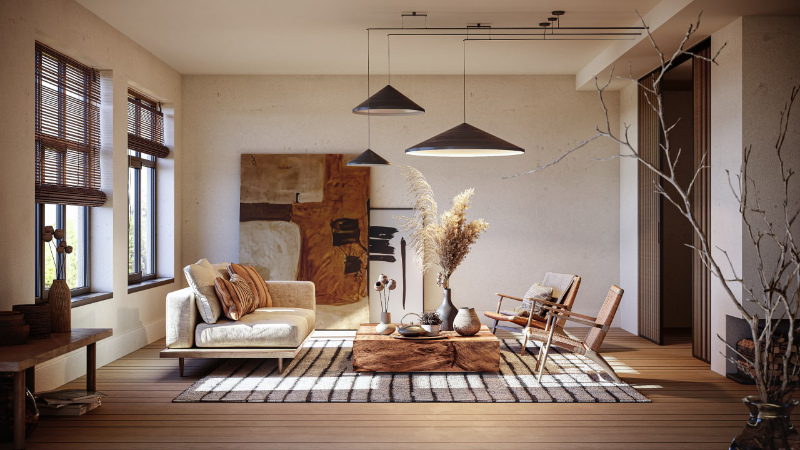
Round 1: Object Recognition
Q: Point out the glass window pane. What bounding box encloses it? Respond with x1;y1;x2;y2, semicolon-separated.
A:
65;205;87;290
141;167;154;275
128;166;137;274
43;204;57;289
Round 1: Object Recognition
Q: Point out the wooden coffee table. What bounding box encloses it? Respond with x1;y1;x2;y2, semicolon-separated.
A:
353;323;500;372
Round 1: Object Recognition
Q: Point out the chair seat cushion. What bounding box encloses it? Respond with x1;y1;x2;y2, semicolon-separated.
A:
195;307;315;348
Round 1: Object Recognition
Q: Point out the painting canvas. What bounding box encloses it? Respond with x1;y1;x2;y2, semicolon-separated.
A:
239;154;370;329
368;208;424;323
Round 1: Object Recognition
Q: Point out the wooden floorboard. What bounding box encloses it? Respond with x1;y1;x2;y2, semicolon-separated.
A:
13;328;751;449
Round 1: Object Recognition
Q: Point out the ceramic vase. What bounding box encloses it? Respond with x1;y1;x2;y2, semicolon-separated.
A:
453;307;481;336
422;324;440;336
376;312;396;335
730;395;800;449
436;288;457;331
48;279;71;333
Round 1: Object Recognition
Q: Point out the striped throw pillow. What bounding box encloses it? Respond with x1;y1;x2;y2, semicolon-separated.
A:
524;283;554;315
228;263;273;308
214;274;255;321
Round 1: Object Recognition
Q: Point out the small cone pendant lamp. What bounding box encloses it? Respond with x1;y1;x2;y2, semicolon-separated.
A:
347;149;390;166
406;122;523;157
348;30;391;166
353;85;424;116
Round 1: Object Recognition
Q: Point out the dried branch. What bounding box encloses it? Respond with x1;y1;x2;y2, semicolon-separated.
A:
506;11;800;404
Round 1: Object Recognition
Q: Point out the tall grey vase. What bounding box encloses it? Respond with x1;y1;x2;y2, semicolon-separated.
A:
437;288;458;331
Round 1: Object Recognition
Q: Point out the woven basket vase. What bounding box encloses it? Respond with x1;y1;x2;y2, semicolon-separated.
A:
48;280;71;333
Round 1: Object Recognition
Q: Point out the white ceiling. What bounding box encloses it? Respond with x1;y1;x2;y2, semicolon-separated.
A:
75;0;662;75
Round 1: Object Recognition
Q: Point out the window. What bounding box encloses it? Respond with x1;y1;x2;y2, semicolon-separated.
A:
34;42;103;299
127;89;169;284
36;204;90;297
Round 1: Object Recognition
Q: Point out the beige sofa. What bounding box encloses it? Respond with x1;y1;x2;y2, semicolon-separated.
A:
160;265;315;375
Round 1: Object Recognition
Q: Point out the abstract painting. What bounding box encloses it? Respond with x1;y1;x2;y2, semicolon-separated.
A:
239;154;370;329
368;208;424;323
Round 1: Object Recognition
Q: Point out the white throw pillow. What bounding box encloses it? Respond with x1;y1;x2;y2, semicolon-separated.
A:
184;258;223;324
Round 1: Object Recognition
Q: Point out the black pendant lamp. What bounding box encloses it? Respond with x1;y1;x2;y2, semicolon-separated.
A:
406;40;524;157
353;85;424;116
347;148;390;165
352;34;424;116
348;30;391;166
406;122;523;156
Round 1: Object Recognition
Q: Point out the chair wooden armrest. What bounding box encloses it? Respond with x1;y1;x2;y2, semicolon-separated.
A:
540;306;597;322
495;293;524;302
529;297;568;309
540;308;607;330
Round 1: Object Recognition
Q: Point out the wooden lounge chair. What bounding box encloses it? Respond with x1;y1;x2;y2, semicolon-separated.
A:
484;273;581;334
523;285;624;383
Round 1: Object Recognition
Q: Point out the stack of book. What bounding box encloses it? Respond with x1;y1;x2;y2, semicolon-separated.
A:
35;389;107;416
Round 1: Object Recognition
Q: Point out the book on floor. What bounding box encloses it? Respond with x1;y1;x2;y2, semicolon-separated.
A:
37;399;101;416
36;389;108;405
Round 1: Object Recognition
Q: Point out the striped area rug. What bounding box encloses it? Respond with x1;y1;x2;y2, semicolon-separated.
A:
173;338;649;403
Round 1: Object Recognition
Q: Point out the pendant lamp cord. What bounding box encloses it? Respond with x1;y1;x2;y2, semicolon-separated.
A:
367;29;371;149
387;34;391;85
463;39;466;123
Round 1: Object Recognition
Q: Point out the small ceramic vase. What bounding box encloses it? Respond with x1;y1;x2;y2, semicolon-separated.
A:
376;312;396;335
453;307;481;336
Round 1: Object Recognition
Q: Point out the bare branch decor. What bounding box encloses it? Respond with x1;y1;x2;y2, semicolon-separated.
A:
509;12;799;446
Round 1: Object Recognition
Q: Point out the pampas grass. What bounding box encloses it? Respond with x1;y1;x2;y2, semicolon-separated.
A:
399;166;489;289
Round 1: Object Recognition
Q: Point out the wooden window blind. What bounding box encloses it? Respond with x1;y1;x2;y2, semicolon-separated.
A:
128;89;169;159
35;42;105;207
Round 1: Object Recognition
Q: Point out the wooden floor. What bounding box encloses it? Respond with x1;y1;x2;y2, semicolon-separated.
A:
19;328;750;449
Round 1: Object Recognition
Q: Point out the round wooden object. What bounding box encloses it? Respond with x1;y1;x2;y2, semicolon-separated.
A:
48;280;72;333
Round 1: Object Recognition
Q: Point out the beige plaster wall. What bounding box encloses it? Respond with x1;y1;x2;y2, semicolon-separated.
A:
0;0;182;390
182;74;621;325
740;16;800;318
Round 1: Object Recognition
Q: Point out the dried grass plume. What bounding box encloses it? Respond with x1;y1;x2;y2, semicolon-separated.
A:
399;166;489;289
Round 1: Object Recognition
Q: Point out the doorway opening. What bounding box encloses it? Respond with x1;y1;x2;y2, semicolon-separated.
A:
661;59;694;341
637;39;711;362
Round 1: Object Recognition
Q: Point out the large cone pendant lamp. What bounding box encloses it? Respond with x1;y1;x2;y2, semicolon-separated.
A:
406;122;524;156
353;84;424;115
406;39;524;157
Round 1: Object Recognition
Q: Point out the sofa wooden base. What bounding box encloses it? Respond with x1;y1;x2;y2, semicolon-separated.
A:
160;334;311;375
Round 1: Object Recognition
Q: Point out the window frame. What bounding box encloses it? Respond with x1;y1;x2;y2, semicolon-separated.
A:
127;152;157;284
35;203;91;299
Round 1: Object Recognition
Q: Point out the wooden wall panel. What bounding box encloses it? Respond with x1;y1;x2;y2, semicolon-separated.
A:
692;43;712;362
638;72;662;345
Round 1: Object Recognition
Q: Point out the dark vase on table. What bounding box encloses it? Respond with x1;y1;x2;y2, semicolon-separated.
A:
436;288;457;331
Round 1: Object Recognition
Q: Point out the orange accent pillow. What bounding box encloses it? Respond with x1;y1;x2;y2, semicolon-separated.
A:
228;263;273;308
213;274;255;320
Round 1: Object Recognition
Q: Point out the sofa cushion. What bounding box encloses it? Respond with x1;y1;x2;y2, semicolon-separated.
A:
229;263;273;308
184;258;223;324
214;273;256;320
195;307;315;348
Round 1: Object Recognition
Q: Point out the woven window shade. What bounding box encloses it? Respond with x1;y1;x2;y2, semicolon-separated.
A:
35;42;106;207
128;89;169;159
